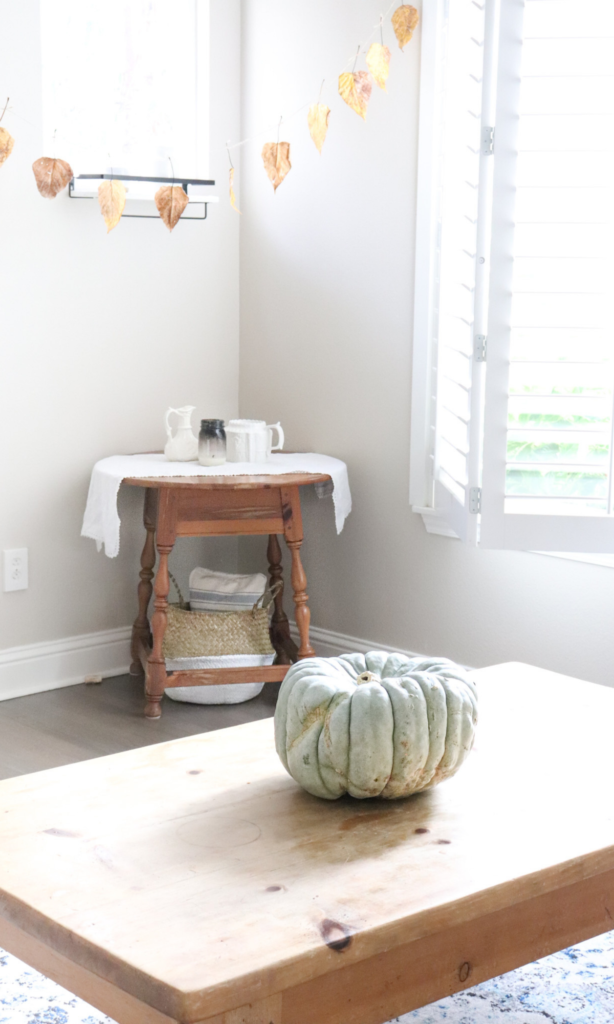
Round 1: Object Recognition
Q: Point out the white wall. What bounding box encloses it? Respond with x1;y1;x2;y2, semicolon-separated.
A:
239;0;614;687
0;0;241;653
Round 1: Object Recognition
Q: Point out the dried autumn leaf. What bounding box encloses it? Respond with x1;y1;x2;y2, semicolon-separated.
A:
367;43;391;91
155;184;189;231
338;71;372;120
307;103;331;154
229;168;241;212
261;142;291;191
392;5;419;49
32;156;73;197
0;127;14;167
98;179;126;232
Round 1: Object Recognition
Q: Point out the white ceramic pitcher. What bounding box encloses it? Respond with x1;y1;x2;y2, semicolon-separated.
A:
226;419;285;463
164;406;199;462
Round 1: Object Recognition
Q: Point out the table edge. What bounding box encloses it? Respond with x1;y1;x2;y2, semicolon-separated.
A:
2;847;614;1022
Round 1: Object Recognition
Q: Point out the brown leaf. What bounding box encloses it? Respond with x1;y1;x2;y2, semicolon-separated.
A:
32;157;73;197
0;127;14;167
367;43;391;91
392;5;419;49
98;179;126;232
338;71;372;120
229;168;241;212
261;142;291;191
155;184;189;231
307;103;331;153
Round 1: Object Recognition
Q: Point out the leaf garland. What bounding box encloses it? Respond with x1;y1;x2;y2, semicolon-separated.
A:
98;179;126;232
338;71;372;120
32;157;72;197
392;5;419;49
6;14;419;219
0;127;14;167
367;43;391;91
155;184;189;230
307;103;331;153
229;168;241;212
0;97;13;168
262;142;292;191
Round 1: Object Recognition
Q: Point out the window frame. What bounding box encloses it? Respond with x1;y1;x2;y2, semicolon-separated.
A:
411;0;614;554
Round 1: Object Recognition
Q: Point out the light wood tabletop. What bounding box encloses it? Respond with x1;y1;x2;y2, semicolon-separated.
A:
0;662;613;1024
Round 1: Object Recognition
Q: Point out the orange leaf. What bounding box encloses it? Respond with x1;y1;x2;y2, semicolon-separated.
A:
367;43;391;91
392;5;419;49
229;167;241;212
32;156;72;197
262;142;291;191
98;179;126;232
155;185;189;231
338;71;372;120
307;103;331;153
0;126;14;167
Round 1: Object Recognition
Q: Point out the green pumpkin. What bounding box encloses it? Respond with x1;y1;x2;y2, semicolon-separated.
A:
275;652;477;800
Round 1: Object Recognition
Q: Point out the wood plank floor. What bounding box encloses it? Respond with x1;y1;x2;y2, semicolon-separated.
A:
0;676;280;780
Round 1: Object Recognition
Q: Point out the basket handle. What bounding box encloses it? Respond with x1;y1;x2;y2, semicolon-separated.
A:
252;580;283;615
168;572;190;610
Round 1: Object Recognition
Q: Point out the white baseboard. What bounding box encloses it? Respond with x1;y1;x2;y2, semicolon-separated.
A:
0;622;416;705
290;623;418;660
0;627;132;702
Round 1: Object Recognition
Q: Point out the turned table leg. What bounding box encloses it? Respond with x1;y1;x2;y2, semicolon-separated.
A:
130;493;157;677
145;543;172;719
281;487;315;660
267;533;297;664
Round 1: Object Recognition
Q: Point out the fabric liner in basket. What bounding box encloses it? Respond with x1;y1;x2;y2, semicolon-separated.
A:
189;567;268;612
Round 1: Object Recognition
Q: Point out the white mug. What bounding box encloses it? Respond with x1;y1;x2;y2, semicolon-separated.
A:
226;419;285;463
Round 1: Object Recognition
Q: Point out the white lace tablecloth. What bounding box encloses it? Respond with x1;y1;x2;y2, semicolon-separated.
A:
81;453;352;557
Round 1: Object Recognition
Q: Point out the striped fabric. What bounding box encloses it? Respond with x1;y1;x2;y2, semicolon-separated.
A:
188;568;268;612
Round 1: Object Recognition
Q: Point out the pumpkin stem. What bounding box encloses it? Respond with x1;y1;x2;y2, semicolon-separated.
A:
357;671;378;685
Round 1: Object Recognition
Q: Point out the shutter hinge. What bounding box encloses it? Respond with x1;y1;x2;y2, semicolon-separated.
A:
474;334;487;362
481;126;495;155
469;487;482;514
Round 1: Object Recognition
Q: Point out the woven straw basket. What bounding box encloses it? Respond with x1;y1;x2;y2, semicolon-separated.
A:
162;575;276;661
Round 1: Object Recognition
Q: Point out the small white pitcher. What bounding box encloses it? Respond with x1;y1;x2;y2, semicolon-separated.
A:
226;419;285;463
164;406;199;462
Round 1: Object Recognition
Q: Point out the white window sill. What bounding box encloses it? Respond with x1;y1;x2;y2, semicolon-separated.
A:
414;507;614;568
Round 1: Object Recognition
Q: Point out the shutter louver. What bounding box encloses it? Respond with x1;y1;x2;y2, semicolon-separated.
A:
430;0;489;538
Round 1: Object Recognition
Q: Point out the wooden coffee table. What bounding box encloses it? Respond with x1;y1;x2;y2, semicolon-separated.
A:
0;662;613;1024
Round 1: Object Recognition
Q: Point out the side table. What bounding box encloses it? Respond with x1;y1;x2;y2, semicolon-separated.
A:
124;471;330;718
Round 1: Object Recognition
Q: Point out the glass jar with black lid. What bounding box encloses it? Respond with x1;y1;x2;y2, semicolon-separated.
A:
198;419;226;467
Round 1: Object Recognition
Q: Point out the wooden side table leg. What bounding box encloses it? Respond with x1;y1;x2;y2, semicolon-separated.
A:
281;487;315;661
287;540;315;659
130;494;157;677
145;543;172;719
267;533;297;665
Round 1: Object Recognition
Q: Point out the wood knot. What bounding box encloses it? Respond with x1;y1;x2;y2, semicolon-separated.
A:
319;919;353;952
458;961;471;983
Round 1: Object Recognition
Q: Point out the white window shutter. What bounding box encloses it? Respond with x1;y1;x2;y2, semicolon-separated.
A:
480;0;614;552
411;0;499;541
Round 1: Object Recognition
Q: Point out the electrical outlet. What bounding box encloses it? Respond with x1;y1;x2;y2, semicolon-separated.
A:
3;549;28;592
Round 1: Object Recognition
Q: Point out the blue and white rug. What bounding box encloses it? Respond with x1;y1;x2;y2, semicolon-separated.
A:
1;931;613;1023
